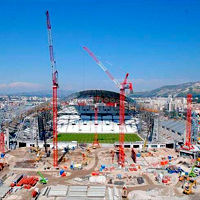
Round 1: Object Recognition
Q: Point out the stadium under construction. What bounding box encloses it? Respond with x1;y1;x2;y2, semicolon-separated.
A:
13;89;191;151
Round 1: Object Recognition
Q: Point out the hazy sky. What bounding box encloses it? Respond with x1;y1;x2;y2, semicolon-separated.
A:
0;0;200;93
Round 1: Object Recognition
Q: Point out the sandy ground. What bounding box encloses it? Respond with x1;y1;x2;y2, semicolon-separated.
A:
1;146;200;200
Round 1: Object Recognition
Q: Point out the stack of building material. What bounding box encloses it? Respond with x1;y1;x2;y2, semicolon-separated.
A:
107;187;122;200
87;186;106;200
67;185;87;200
37;185;108;200
16;176;38;189
40;187;50;197
0;185;11;199
48;185;68;197
108;187;114;200
113;187;122;200
10;174;24;187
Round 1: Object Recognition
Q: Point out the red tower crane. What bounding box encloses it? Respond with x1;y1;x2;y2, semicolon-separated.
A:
93;104;100;148
83;46;133;166
46;11;59;167
0;132;5;154
182;94;194;150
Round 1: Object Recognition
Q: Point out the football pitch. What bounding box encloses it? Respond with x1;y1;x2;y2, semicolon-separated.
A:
57;133;142;143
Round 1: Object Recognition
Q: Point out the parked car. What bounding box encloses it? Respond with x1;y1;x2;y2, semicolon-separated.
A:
166;166;184;174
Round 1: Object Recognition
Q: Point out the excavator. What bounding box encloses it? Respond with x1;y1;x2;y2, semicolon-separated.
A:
35;151;45;162
30;146;40;154
37;171;47;184
179;174;188;182
183;179;197;195
189;164;198;178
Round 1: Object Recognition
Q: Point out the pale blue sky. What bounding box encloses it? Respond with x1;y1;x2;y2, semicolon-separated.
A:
0;0;200;93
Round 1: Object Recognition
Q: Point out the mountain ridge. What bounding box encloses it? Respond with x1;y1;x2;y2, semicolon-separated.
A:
130;81;200;97
1;81;200;98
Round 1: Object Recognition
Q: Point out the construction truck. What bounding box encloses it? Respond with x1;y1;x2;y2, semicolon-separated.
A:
167;166;184;174
183;179;197;195
37;171;47;184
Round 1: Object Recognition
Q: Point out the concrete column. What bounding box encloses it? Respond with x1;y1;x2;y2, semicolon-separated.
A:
6;128;9;150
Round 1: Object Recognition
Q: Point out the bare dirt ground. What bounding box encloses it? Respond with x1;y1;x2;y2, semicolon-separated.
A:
1;147;200;200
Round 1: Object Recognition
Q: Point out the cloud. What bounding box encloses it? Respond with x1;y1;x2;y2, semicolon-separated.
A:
0;82;44;92
0;84;7;88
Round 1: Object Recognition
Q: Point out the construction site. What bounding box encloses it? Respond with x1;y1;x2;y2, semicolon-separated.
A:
0;8;200;200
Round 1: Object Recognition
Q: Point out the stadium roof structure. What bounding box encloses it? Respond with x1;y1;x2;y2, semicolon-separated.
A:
160;120;185;135
66;90;135;104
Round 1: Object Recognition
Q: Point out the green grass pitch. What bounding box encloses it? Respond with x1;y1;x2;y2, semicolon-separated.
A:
57;133;142;143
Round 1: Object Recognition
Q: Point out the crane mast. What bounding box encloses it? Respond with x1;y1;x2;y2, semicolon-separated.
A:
46;11;58;167
182;94;194;150
83;46;133;167
93;104;100;148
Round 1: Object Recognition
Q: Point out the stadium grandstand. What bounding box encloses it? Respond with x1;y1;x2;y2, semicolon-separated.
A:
58;90;139;134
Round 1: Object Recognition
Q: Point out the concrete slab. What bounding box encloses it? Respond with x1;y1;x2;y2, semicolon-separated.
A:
0;185;11;198
48;190;67;197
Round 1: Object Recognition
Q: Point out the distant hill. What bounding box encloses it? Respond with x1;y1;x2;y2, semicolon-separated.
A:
1;81;200;98
0;90;75;97
130;81;200;97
